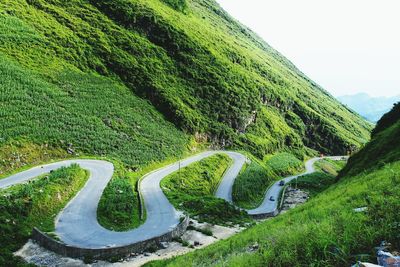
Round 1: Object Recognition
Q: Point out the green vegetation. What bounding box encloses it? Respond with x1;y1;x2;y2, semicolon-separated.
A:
187;225;213;236
146;105;400;267
314;158;347;176
148;162;400;266
0;52;188;169
161;0;188;12
0;12;189;231
264;152;304;176
0;0;371;166
161;154;249;225
290;172;336;197
0;0;374;259
162;154;231;196
232;158;277;209
97;178;140;231
0;141;69;179
290;158;347;197
372;102;399;136
341;105;400;177
0;165;88;266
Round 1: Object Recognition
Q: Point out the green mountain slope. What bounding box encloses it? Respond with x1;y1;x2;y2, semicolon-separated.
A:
340;102;400;176
146;96;400;267
0;0;371;165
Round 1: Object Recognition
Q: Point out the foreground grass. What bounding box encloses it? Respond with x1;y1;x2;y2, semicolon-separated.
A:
0;165;88;266
147;161;400;266
161;154;249;225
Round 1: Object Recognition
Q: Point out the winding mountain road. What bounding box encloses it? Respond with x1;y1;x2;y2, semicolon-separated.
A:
0;151;343;250
246;156;345;216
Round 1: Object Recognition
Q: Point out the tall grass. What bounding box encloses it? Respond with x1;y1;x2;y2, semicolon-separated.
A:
232;158;276;209
161;154;249;225
0;165;88;266
264;152;304;176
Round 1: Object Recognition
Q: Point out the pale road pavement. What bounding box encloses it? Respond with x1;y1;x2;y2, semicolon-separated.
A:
0;151;344;249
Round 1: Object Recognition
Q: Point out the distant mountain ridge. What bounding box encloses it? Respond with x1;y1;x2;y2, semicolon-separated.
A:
338;93;400;122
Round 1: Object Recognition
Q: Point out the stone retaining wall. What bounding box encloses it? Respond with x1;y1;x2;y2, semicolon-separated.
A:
32;216;189;261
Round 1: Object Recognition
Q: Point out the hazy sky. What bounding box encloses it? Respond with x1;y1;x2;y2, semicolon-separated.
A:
216;0;400;97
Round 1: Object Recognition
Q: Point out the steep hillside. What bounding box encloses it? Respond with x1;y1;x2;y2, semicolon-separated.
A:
147;96;400;267
340;102;400;176
0;0;371;165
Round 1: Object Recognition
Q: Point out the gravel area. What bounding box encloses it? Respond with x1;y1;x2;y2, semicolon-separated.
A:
280;186;309;214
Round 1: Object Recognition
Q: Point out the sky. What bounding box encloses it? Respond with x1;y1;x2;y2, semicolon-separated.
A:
216;0;400;97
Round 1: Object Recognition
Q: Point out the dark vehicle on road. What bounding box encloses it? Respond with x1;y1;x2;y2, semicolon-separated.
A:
269;196;275;201
279;180;285;186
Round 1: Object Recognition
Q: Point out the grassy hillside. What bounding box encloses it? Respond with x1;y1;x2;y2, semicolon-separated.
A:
289;159;346;197
0;0;373;251
147;105;400;266
0;0;371;165
341;103;400;176
233;152;310;209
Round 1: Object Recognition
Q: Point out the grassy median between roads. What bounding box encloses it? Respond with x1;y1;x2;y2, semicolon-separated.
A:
264;152;304;176
161;154;249;226
232;157;276;209
0;165;88;266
